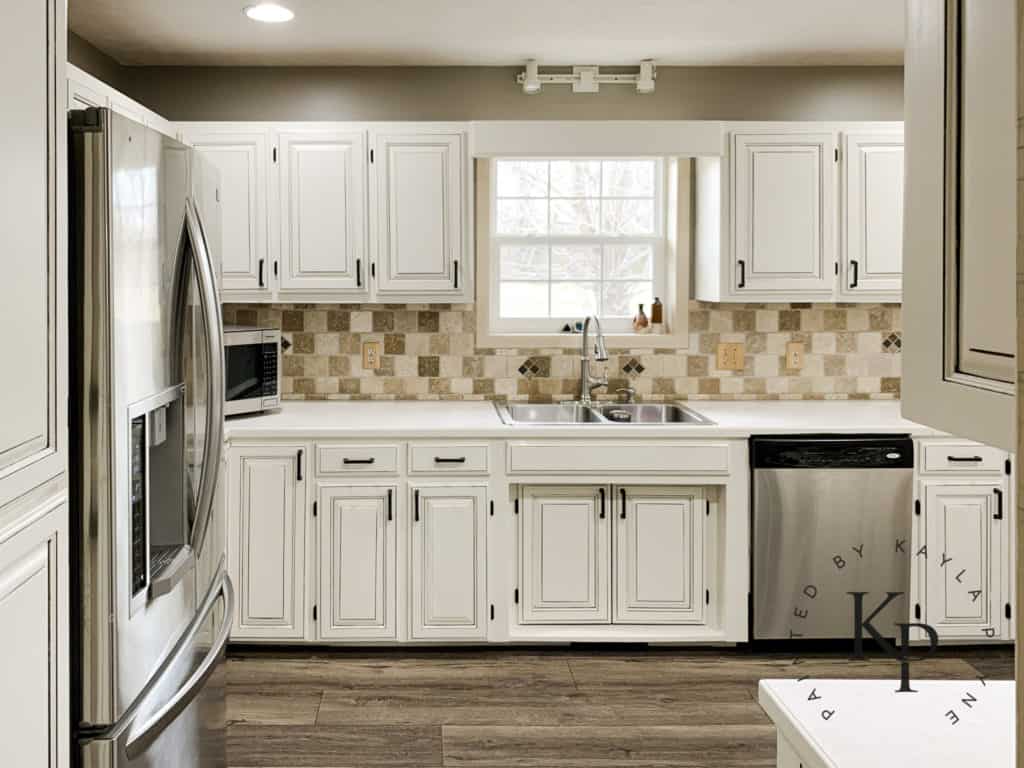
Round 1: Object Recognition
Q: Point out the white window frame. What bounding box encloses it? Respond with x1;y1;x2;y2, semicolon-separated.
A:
476;157;689;350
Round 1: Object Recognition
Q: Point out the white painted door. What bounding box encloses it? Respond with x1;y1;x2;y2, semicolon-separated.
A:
410;485;487;640
278;130;369;299
228;446;307;639
0;0;66;509
181;127;272;295
317;484;396;640
840;132;904;299
731;132;836;295
0;500;68;768
920;481;1004;641
520;485;610;624
614;486;706;624
371;131;465;298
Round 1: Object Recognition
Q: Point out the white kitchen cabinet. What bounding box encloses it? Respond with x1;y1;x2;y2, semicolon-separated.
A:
519;485;611;624
839;131;904;300
317;484;396;640
277;129;369;300
67;65;175;138
614;486;706;624
370;128;469;301
410;485;488;640
228;445;307;639
179;125;274;300
902;0;1016;451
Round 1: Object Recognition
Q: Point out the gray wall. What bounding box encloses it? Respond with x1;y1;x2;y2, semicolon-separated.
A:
67;36;903;121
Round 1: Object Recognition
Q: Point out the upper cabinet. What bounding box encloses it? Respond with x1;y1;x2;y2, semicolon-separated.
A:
902;0;1017;451
695;122;904;304
67;64;175;138
179;122;472;304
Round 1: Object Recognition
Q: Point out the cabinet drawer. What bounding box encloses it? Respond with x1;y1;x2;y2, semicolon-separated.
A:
317;444;400;475
507;442;731;475
920;442;1006;474
409;444;489;474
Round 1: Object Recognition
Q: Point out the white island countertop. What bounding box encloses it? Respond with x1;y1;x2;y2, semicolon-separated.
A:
224;399;943;440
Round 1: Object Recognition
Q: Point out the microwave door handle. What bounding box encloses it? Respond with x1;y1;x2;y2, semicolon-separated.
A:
183;197;224;557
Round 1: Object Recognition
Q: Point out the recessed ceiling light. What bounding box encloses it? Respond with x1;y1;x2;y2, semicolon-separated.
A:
244;3;294;23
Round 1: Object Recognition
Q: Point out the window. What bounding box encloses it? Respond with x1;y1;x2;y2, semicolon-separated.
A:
490;158;665;334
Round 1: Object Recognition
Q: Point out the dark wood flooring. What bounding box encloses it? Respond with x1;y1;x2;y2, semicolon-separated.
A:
226;645;1014;768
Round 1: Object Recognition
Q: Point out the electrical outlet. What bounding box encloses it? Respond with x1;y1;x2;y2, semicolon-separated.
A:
362;341;382;370
716;342;745;371
785;342;805;370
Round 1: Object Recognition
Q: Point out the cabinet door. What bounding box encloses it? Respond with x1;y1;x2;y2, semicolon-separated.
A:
731;132;836;295
228;446;306;639
614;486;705;624
921;482;1004;641
902;0;1016;451
410;485;487;640
317;485;396;640
0;0;66;508
520;485;610;624
182;127;272;296
840;132;904;299
371;131;465;298
278;130;369;299
0;500;68;768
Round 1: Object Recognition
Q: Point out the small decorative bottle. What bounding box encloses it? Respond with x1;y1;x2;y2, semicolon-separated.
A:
651;297;664;333
633;303;650;333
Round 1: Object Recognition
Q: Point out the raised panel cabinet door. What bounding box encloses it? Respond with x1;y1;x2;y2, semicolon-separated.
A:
183;128;271;294
0;0;65;508
229;446;306;639
278;130;369;299
520;485;610;624
371;131;465;297
318;485;396;640
410;485;487;640
614;486;706;625
840;132;904;299
731;132;836;295
922;482;1004;641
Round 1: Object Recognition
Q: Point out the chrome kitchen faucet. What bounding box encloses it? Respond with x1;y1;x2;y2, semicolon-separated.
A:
578;316;609;405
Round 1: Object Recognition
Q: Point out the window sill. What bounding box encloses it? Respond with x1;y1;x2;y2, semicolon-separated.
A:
475;329;689;351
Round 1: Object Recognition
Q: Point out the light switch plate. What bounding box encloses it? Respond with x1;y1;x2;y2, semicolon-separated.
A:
785;342;805;370
716;342;745;371
362;341;382;370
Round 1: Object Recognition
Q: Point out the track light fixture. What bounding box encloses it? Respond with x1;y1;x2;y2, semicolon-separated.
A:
516;59;657;95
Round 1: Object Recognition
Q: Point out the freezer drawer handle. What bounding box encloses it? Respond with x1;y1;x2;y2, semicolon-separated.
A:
125;572;235;760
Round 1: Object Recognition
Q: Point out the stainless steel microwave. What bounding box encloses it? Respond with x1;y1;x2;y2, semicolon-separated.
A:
223;325;281;416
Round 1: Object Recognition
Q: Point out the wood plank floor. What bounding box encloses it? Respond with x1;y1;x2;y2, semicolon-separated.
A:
226;646;1014;768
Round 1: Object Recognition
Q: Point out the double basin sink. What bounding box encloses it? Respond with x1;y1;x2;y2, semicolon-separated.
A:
495;402;714;426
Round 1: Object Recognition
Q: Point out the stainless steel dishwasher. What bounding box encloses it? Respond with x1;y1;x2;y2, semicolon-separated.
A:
751;435;914;640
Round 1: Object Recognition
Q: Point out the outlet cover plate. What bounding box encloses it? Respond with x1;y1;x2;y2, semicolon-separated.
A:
785;341;805;370
716;342;745;371
362;341;382;370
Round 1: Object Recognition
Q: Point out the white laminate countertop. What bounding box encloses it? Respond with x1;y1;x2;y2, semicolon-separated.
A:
224;399;943;440
758;678;1014;768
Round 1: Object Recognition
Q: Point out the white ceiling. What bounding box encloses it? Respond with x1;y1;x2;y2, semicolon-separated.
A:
70;0;905;67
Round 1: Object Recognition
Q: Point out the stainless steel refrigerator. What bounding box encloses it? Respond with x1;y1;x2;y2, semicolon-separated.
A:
68;107;231;767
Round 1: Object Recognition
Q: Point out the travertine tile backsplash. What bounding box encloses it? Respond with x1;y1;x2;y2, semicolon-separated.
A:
223;302;901;402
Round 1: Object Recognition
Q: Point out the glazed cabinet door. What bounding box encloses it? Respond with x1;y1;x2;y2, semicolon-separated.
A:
614;486;706;625
181;126;273;298
0;0;65;508
370;130;467;300
839;131;904;300
410;485;487;640
519;485;610;624
228;445;307;639
317;485;396;640
730;131;836;297
920;481;1004;641
277;129;369;300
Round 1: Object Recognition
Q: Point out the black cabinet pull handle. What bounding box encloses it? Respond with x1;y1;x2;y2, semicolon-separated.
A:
258;259;265;287
947;455;984;463
414;489;420;522
598;488;606;519
434;456;467;464
849;260;859;288
356;258;362;287
342;457;376;465
737;259;746;288
994;488;1003;520
454;260;459;289
296;449;303;481
620;488;627;519
387;488;393;522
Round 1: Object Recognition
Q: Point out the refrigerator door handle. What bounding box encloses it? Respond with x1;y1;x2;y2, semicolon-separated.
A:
183;197;225;557
124;572;234;760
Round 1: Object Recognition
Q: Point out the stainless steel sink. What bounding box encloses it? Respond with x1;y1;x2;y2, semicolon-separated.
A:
495;402;713;425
